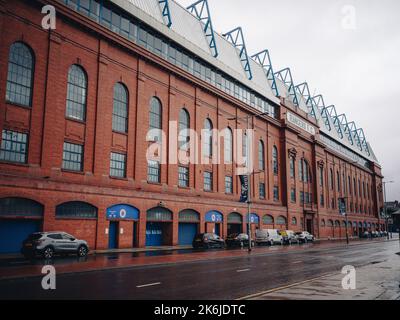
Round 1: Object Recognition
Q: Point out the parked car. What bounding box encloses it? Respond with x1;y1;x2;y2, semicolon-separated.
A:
192;233;225;249
255;229;283;246
295;231;314;243
360;231;370;238
371;231;380;238
282;230;300;245
225;233;255;248
21;232;89;259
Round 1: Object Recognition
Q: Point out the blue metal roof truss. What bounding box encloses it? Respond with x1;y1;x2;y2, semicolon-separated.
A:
223;27;253;80
295;82;318;118
252;50;279;97
313;95;331;131
187;0;218;57
336;114;354;145
326;105;344;139
158;0;172;28
275;68;299;107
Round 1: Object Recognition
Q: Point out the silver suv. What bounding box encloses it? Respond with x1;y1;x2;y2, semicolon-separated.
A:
21;232;89;259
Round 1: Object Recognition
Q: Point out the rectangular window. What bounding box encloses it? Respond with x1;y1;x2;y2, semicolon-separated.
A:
300;191;304;204
62;142;83;172
273;186;279;201
290;188;296;203
225;176;233;194
178;166;189;188
147;160;160;183
259;183;266;199
204;172;213;192
0;130;28;164
320;194;325;207
110;152;126;178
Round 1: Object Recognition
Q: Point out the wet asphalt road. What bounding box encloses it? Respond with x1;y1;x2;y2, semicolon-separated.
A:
0;240;398;300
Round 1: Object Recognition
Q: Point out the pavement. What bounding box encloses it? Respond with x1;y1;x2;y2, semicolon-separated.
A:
0;236;399;299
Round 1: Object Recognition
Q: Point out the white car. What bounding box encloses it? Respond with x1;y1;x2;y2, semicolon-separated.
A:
255;229;284;246
295;231;314;243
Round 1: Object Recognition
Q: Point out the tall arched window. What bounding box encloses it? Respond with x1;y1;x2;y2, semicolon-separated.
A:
112;83;128;133
337;171;341;191
6;42;34;107
330;169;334;190
149;97;162;137
147;97;162;183
179;108;190;151
290;156;295;178
259;140;265;171
272;146;278;175
224;127;233;164
203;118;213;157
66;65;87;121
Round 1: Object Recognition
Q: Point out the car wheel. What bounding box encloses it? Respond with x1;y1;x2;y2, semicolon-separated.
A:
77;245;88;257
43;247;54;259
270;240;274;246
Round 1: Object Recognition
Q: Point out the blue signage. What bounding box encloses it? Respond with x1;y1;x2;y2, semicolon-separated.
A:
246;213;260;224
107;205;139;220
205;211;223;223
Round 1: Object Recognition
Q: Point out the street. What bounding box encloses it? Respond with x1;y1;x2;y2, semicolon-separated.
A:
0;239;399;300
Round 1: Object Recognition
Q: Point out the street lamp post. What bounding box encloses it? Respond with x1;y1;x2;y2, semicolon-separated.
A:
230;111;269;253
383;180;394;240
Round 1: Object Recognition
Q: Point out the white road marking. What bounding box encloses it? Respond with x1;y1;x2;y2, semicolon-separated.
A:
136;282;161;288
237;269;250;273
291;261;303;264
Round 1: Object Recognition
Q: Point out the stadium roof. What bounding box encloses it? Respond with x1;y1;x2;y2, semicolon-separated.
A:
110;0;378;164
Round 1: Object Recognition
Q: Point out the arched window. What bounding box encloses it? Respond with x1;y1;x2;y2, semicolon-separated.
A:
147;207;173;221
335;220;340;227
203;119;213;157
112;83;128;133
147;97;162;183
6;42;34;107
291;217;297;225
276;216;286;225
348;176;352;195
0;197;43;217
224;128;233;164
56;201;97;219
272;146;278;175
290;156;295;178
262;215;274;225
258;140;265;171
179;209;200;222
228;212;243;224
66;65;87;121
327;220;334;227
321;219;326;227
330;169;334;190
179;108;190;150
149;97;162;133
337;171;340;191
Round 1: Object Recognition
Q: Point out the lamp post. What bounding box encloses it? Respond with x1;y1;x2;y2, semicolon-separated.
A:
383;180;394;240
229;110;269;253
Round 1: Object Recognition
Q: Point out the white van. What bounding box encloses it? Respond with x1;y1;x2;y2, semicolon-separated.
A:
255;229;283;246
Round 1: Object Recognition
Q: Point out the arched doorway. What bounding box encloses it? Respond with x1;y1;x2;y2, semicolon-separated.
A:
146;207;173;246
0;197;44;253
246;213;260;238
178;209;200;245
106;204;139;249
227;212;243;235
205;210;223;236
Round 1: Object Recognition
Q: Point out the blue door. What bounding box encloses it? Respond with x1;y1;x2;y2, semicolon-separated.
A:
146;222;163;246
215;224;221;236
108;221;118;249
0;219;42;254
178;223;198;245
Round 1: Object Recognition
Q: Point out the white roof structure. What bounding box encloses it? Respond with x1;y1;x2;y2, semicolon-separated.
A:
110;0;378;164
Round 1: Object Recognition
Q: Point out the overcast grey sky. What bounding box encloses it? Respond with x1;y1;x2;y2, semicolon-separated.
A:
177;0;400;201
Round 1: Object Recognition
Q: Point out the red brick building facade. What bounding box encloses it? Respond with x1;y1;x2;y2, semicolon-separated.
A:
0;0;385;253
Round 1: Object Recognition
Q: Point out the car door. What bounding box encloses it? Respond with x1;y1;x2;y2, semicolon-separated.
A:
62;233;79;252
47;233;65;252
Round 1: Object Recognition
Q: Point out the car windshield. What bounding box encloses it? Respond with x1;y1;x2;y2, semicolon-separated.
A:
27;233;42;240
295;232;302;235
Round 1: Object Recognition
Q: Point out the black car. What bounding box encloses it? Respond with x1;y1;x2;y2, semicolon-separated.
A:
225;233;255;248
192;233;225;249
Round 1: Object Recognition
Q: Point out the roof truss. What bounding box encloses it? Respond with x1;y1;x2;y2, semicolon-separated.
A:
251;49;279;97
295;82;318;118
275;68;299;106
223;27;253;80
158;0;172;28
187;0;218;57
